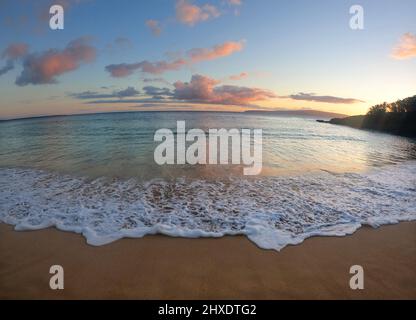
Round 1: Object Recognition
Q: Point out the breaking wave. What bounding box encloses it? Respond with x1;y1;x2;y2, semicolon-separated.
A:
1;162;415;251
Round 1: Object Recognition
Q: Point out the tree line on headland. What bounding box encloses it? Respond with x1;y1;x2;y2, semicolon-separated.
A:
325;95;416;137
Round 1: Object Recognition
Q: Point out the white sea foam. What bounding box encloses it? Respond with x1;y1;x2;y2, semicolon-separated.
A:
1;162;415;251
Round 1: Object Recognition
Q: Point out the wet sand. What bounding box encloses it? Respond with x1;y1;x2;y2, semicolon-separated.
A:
0;222;415;299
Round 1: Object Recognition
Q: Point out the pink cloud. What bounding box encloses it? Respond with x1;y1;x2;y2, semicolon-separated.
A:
0;43;29;77
226;0;242;5
77;74;276;107
106;40;244;77
229;72;248;81
16;37;96;86
174;74;220;100
106;59;187;77
392;33;416;59
174;74;276;105
146;19;162;36
188;40;244;62
2;43;29;60
176;0;221;26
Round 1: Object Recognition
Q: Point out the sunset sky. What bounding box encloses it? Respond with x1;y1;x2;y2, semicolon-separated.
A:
0;0;415;119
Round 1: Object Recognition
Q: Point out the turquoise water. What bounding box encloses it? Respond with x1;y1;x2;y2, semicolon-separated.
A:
1;112;415;250
1;112;415;179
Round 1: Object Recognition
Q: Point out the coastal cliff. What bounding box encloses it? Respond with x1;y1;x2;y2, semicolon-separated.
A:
323;95;416;137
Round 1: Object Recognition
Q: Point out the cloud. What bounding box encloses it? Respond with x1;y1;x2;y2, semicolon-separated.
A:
16;37;96;86
117;86;141;98
187;40;244;62
0;43;29;77
78;74;275;107
173;74;276;105
105;63;140;78
142;77;171;86
86;98;180;105
105;40;244;77
212;85;276;105
287;92;364;104
174;75;220;100
224;0;243;15
70;90;112;99
71;85;172;102
226;0;242;5
105;59;186;77
70;87;140;99
145;0;240;35
143;86;173;98
229;72;248;80
146;20;162;36
0;60;14;76
176;0;221;26
2;43;29;60
391;33;416;60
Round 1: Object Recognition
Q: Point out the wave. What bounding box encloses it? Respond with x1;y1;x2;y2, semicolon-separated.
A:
1;162;415;251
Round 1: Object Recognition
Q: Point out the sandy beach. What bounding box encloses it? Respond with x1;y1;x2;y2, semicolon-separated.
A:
0;222;415;300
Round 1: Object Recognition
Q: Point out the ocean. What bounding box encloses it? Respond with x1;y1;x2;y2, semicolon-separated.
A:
1;111;415;250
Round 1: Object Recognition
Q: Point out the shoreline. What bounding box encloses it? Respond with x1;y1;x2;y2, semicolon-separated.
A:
2;162;415;250
1;222;415;299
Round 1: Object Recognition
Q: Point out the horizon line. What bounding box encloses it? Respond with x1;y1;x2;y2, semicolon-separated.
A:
0;109;349;122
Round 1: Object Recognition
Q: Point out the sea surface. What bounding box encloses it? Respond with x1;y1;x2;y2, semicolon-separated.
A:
1;112;415;250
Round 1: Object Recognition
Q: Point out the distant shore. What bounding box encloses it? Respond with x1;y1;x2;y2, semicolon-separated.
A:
1;222;415;299
0;109;348;122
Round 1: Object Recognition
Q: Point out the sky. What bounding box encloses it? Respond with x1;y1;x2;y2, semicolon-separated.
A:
0;0;415;119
